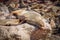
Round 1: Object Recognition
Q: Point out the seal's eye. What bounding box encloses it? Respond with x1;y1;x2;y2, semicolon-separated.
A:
3;0;9;2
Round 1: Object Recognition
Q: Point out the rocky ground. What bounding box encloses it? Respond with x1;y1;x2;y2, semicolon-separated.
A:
0;0;60;40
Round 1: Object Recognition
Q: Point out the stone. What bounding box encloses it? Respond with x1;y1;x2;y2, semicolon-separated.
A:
0;23;35;40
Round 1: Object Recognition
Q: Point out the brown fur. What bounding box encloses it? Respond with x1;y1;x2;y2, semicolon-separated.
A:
31;28;50;40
